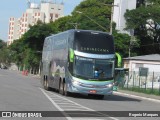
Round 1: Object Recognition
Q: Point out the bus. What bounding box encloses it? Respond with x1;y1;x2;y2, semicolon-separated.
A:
41;29;115;98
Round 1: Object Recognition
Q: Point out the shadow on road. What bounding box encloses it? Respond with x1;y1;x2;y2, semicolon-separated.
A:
104;94;141;102
43;87;141;102
69;93;141;102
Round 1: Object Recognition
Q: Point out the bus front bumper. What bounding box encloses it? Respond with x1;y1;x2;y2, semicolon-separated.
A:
67;83;113;95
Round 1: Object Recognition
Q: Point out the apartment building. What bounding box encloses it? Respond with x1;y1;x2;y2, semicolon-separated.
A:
8;17;20;44
113;0;137;35
7;1;64;45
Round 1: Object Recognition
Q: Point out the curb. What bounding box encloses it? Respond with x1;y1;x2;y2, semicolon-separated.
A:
114;90;160;103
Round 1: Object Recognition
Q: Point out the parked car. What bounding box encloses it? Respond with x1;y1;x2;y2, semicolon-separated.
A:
0;64;7;69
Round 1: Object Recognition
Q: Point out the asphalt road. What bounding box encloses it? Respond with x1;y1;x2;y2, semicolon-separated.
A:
0;69;160;120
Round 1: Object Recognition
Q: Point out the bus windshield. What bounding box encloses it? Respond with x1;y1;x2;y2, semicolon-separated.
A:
73;56;114;80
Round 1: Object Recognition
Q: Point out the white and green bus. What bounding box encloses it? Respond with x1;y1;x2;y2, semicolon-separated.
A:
41;29;115;98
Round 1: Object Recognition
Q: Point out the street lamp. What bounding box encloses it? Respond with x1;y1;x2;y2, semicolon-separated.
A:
75;11;107;32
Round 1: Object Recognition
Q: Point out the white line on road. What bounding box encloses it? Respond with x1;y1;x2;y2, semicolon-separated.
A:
40;88;119;120
40;88;73;120
114;91;160;103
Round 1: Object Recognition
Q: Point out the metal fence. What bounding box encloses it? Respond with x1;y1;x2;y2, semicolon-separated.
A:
117;71;160;95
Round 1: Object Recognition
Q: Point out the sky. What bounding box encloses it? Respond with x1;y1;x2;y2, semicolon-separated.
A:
0;0;83;41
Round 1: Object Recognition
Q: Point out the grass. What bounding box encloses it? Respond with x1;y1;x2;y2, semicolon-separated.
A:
120;86;160;96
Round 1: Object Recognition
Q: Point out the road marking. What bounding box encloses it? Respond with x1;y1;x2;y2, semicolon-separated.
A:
40;88;73;120
40;88;119;120
114;91;160;103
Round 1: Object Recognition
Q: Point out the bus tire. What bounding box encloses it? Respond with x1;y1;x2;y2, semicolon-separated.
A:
97;95;104;99
64;82;69;96
64;82;68;96
59;79;64;95
44;76;50;91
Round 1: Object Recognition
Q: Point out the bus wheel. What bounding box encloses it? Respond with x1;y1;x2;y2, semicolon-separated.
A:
59;80;64;95
97;95;104;99
44;78;50;91
64;82;69;96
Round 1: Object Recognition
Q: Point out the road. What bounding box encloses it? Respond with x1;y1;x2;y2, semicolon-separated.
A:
0;69;160;120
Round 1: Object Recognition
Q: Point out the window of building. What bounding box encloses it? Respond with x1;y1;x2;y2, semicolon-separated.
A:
50;13;53;20
55;14;58;18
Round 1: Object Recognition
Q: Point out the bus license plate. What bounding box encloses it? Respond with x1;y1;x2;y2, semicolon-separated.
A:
89;90;97;94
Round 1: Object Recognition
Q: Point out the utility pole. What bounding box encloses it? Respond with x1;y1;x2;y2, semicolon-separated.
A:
68;22;79;29
102;3;119;35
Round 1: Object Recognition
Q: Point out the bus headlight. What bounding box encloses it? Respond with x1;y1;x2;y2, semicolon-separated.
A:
106;84;113;88
72;80;81;86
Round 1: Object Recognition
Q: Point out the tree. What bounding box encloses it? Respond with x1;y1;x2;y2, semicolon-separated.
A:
0;40;11;66
8;39;25;69
71;0;112;32
50;15;73;32
0;39;6;49
124;1;160;54
8;22;55;71
22;22;53;51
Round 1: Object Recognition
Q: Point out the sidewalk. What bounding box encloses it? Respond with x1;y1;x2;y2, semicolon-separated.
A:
115;89;160;100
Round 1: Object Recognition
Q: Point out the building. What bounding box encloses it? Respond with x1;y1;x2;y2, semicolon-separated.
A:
7;0;64;45
123;54;160;88
113;0;137;35
8;17;20;43
123;54;160;73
